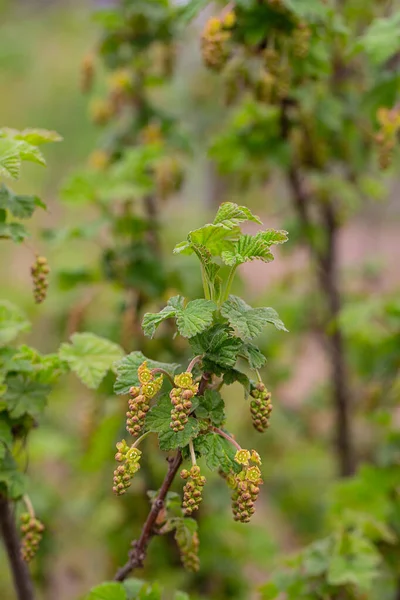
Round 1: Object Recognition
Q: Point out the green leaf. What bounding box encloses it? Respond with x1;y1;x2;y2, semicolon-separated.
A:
221;295;288;340
327;532;381;591
353;12;400;65
174;593;190;600
114;352;180;395
0;184;45;218
0;136;46;179
5;128;62;146
259;582;280;600
174;223;238;257
0;417;13;460
0;301;30;346
0;222;28;242
222;234;274;267
213;202;262;228
143;296;216;339
240;343;266;369
86;582;127;600
302;537;332;577
3;374;50;418
194;432;240;473
179;0;210;23
196;389;225;426
59;333;124;389
0;451;26;499
190;324;242;370
123;579;146;600
145;394;200;450
222;368;251;395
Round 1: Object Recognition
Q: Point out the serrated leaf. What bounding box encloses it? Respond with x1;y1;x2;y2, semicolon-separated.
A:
145;394;200;450
174;223;238;257
213;202;262;228
114;352;180;395
143;296;216;339
222;234;273;266
194;432;240;473
8;128;62;145
86;582;127;600
196;389;225;426
0;451;26;499
3;374;50;419
0;222;28;242
0;184;45;218
0;301;30;346
240;343;266;369
327;532;381;590
221;295;288;340
190;324;242;370
59;333;124;389
0;138;22;179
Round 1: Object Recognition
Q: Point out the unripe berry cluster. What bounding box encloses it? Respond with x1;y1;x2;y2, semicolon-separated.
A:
20;513;44;562
126;362;163;437
292;23;311;58
201;12;235;71
181;465;206;516
80;53;95;93
175;526;200;572
169;372;199;432
250;382;272;432
231;450;263;523
31;255;50;304
113;440;142;496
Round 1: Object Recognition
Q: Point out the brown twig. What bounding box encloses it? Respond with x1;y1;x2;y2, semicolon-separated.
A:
114;451;183;581
0;495;35;600
280;100;355;477
113;372;212;580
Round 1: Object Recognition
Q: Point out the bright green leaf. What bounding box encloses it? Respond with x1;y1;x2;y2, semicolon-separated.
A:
59;333;124;389
240;343;266;369
194;432;240;473
190;324;243;371
86;582;127;600
213;202;262;228
0;301;30;346
114;352;180;395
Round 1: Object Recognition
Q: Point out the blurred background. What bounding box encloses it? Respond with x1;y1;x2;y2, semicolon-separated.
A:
0;0;399;598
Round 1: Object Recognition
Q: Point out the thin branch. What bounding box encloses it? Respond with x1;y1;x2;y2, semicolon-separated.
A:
151;368;175;386
187;355;203;373
114;452;183;581
0;495;35;600
211;427;241;452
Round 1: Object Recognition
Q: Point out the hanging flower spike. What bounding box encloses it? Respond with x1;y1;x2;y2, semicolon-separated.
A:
113;440;142;495
249;382;273;432
170;372;199;432
175;525;200;572
126;363;163;437
231;448;263;523
20;513;45;562
31;255;50;304
181;465;206;516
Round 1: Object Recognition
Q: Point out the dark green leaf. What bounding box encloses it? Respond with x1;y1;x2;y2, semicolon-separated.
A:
190;325;242;370
196;389;225;426
0;184;45;218
240;343;266;369
145;394;200;450
221;295;288;340
3;374;50;419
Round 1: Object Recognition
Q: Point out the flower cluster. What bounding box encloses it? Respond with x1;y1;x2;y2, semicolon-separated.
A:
169;372;198;432
231;450;263;523
20;513;44;562
292;23;311;58
113;440;142;496
250;382;272;432
181;465;206;516
126;362;163;437
201;12;235;71
175;526;200;572
31;255;50;304
375;107;400;170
